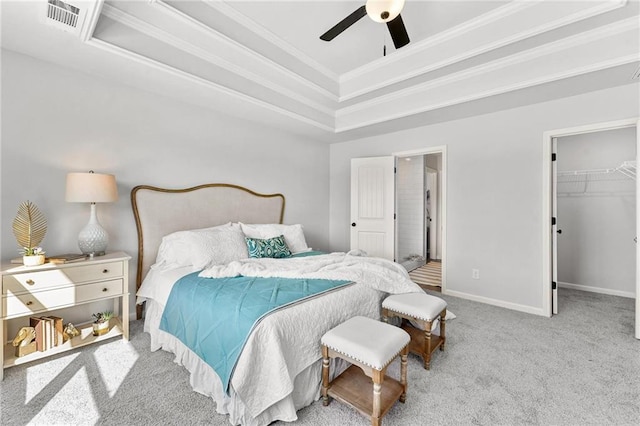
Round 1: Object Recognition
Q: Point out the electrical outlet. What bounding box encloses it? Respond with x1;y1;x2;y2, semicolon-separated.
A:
472;269;480;280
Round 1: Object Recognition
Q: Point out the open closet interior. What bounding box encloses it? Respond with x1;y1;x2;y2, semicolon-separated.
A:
396;152;443;290
556;126;637;298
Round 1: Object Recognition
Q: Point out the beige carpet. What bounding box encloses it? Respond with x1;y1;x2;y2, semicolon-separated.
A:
409;261;441;291
2;289;638;425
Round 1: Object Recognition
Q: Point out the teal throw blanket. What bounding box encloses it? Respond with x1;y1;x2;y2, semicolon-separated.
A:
159;272;351;393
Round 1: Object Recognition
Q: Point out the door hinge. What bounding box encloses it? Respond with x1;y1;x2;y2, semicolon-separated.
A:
394;167;397;173
394;213;396;220
552;153;557;161
552;281;557;290
552;217;556;226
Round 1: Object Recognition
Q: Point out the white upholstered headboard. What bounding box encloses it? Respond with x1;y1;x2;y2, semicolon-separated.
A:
131;183;285;318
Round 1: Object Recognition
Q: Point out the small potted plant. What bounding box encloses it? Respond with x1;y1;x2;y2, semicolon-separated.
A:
12;200;47;266
21;246;46;267
91;311;113;336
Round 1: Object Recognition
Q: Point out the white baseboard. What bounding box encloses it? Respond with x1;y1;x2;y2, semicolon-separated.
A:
558;282;635;299
443;289;547;317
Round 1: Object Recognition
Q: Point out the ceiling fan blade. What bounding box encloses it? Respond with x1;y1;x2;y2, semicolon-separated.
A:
387;14;410;49
320;5;367;41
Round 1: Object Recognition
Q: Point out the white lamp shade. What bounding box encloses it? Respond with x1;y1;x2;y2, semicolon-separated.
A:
366;0;405;23
65;172;118;203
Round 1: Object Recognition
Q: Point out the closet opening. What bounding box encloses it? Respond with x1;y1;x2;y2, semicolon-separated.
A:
555;127;637;304
543;118;639;339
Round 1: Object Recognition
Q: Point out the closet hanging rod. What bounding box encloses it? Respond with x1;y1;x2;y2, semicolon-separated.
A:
557;160;636;180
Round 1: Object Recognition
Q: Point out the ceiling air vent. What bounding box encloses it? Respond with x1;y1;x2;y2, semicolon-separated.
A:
632;66;640;81
46;0;80;31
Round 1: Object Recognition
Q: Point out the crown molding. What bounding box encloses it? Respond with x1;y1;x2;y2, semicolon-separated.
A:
339;17;638;116
339;0;628;101
100;3;336;117
79;0;104;42
153;1;338;102
335;18;639;132
341;0;534;82
85;37;335;133
200;0;340;92
154;2;340;103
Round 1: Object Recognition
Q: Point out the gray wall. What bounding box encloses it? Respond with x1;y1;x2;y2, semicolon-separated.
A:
1;50;331;324
557;127;636;297
330;84;639;314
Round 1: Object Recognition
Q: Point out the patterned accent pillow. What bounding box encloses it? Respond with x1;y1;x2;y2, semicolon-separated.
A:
246;235;292;258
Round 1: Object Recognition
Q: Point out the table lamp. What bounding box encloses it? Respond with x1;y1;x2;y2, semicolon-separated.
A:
65;171;118;256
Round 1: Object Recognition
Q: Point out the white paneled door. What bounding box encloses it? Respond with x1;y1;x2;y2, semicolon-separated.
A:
350;156;395;260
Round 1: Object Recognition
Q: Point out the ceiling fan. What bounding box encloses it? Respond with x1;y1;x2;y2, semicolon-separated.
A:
320;0;410;49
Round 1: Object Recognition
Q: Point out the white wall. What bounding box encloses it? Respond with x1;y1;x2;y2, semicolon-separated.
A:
396;155;424;262
330;84;639;314
557;127;636;297
1;50;331;326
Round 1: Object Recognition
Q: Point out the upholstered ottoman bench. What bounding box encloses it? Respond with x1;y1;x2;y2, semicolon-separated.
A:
321;316;410;426
382;293;447;370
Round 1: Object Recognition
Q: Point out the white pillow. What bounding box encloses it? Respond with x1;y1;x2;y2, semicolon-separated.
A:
155;223;248;269
239;223;311;254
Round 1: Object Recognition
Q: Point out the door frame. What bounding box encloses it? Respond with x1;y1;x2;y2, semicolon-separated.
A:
541;118;639;331
394;145;447;293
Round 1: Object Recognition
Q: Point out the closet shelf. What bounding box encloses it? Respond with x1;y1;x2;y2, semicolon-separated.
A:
557;161;636;181
557;161;636;196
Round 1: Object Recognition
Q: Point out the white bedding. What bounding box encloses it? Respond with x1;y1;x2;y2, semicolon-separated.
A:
137;252;423;425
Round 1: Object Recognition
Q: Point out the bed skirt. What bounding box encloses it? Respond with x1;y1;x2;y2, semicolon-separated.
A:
143;300;350;425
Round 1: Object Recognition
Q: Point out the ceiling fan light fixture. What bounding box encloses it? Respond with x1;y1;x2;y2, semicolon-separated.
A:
365;0;405;23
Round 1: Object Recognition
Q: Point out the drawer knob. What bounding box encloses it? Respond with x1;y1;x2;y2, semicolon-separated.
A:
26;301;33;306
102;288;108;292
26;279;35;285
102;269;109;274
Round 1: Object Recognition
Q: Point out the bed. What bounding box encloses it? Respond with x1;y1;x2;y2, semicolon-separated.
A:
131;183;423;426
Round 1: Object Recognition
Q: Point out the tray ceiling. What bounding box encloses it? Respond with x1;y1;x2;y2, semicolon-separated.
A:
2;0;638;142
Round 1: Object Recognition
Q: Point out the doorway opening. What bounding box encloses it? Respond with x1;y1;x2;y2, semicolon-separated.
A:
555;128;636;306
542;118;639;339
395;147;446;293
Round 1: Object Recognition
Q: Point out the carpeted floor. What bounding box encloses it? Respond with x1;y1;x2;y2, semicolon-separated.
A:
1;288;638;425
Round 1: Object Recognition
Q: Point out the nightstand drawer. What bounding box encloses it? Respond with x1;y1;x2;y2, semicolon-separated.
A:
1;279;124;318
75;278;124;303
2;262;123;295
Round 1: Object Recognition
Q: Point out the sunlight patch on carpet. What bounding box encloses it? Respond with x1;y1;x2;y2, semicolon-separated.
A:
93;342;139;397
25;352;81;403
30;367;100;424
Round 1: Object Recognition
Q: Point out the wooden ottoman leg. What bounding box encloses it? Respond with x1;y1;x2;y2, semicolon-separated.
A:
381;308;389;323
372;369;384;426
440;308;447;351
423;321;432;370
322;346;330;406
399;346;408;403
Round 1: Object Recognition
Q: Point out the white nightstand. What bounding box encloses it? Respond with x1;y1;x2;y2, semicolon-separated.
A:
0;251;131;380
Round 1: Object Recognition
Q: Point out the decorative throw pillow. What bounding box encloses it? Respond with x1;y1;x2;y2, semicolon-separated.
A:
155;223;248;268
239;223;311;254
246;235;292;259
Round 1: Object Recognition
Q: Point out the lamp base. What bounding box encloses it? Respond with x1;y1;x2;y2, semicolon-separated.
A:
78;203;109;256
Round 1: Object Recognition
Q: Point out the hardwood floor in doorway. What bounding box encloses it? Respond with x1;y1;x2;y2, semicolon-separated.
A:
409;261;442;293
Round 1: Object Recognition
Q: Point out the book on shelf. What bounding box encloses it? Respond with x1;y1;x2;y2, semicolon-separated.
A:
41;317;53;350
47;316;65;345
47;253;88;264
29;317;45;352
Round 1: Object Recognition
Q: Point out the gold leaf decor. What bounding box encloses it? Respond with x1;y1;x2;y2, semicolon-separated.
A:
12;201;47;250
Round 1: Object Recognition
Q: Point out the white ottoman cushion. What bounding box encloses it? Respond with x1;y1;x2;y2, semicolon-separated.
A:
383;293;447;322
321;316;410;370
